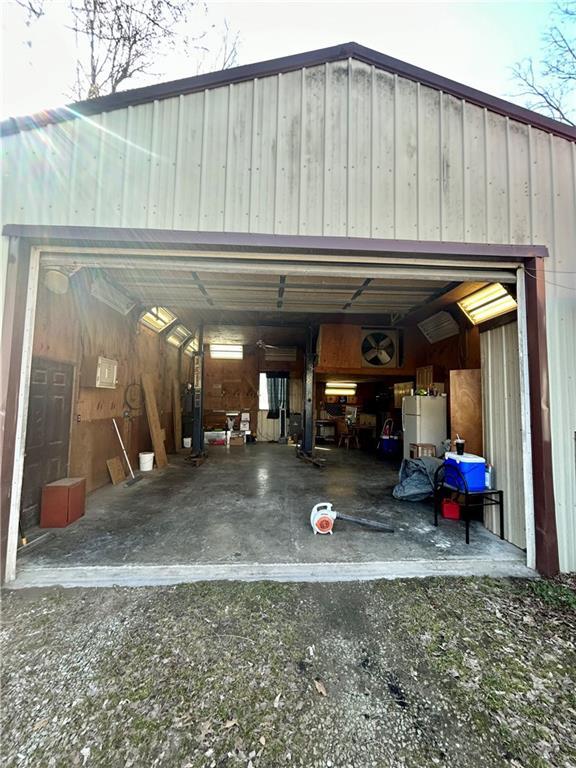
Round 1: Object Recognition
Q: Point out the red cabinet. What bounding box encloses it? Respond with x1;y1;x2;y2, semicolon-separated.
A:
41;478;86;528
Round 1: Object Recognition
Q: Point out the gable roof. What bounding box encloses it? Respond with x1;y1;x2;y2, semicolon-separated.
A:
2;41;575;141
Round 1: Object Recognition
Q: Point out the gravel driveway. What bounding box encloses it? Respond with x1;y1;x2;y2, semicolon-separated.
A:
1;577;575;768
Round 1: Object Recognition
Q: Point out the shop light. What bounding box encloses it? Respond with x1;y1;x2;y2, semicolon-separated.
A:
140;306;177;332
457;283;517;325
210;344;243;360
166;324;191;348
325;382;357;397
183;338;198;358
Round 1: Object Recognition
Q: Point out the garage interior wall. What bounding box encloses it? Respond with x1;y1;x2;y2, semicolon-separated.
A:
202;348;304;434
32;273;179;496
481;322;526;548
1;53;574;568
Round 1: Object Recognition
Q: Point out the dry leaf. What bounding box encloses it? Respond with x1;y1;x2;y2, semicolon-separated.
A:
273;693;282;708
223;719;238;729
314;677;327;696
259;736;266;746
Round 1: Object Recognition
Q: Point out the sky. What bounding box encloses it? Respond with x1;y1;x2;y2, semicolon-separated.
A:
0;0;555;120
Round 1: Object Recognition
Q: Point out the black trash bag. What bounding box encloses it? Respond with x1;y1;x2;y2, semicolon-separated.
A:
392;456;443;502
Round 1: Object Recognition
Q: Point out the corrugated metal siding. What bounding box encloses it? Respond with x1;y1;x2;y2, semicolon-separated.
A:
481;323;526;549
1;58;575;568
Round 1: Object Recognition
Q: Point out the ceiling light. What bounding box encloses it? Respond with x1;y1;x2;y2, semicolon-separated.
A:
183;339;198;358
457;283;517;325
91;275;135;315
166;324;191;348
417;311;460;344
140;306;177;332
325;382;357;397
43;269;70;295
326;382;357;389
210;344;243;360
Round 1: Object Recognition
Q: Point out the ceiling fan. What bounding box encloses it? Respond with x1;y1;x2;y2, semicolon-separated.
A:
255;339;282;350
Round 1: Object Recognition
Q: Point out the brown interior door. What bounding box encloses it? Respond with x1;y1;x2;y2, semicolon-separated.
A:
20;359;74;529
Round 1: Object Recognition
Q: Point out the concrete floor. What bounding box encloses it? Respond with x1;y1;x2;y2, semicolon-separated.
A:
14;444;529;586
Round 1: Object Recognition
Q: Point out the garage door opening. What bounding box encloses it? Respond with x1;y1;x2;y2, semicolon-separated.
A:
6;239;537;586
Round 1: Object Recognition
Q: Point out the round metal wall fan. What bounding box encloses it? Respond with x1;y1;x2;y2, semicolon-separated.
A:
361;332;396;366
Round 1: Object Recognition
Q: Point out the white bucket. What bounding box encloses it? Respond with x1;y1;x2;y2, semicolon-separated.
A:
183;437;192;448
139;452;154;471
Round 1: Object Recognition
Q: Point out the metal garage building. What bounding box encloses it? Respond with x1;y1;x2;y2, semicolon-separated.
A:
1;43;575;583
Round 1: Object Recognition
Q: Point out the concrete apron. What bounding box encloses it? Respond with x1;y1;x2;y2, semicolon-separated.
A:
8;559;536;589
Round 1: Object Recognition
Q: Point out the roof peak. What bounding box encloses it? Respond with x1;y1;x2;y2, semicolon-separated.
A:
2;41;575;141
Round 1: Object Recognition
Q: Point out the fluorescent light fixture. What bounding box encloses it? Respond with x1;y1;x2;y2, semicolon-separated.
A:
166;324;191;348
210;344;243;360
457;283;517;325
183;338;198;358
417;311;460;344
325;382;357;389
91;275;135;315
140;306;177;332
325;382;357;397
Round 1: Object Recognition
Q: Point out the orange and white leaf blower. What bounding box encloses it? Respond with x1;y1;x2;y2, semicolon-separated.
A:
310;502;394;535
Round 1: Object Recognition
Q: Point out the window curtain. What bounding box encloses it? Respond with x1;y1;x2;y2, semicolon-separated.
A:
266;372;289;419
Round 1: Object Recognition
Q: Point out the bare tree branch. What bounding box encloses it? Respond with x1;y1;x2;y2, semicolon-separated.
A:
511;1;576;125
14;0;45;21
67;0;239;100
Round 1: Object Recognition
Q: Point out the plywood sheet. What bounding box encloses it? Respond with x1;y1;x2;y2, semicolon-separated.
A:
450;369;482;456
141;373;168;468
106;457;126;485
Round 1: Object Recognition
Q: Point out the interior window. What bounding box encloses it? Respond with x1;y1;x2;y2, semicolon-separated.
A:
258;372;269;411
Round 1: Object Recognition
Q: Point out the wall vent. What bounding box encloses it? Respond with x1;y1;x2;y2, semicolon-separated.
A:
417;311;460;344
264;346;298;362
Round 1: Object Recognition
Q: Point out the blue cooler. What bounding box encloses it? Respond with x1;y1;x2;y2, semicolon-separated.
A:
444;452;486;491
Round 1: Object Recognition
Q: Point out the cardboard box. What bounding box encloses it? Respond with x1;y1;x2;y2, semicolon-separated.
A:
358;413;377;427
229;435;245;446
409;443;436;458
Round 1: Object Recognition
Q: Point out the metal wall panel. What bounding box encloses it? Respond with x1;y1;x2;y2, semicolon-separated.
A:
481;323;526;549
1;58;575;568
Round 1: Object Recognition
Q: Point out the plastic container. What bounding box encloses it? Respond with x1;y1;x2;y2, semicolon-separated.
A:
183;437;192;448
139;452;154;471
445;452;485;491
441;499;461;520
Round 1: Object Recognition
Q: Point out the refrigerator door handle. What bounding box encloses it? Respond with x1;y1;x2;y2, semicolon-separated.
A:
401;399;405;432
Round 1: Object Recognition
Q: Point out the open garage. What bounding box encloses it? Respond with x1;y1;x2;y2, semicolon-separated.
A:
2;43;574;585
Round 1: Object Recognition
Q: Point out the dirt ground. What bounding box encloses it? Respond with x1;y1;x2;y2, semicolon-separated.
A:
1;577;575;768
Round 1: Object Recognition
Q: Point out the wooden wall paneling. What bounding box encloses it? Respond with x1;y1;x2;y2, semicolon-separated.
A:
141;373;168;467
317;324;363;369
449;368;483;456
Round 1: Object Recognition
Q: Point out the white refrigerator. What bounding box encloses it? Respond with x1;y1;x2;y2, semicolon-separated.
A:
402;395;447;460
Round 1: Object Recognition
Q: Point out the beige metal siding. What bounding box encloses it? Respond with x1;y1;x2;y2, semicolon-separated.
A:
1;58;575;568
481;323;526;549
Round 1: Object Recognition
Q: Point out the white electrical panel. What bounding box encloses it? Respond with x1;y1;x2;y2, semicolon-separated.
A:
81;356;118;389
